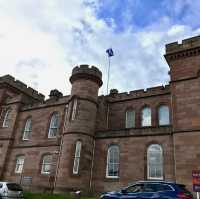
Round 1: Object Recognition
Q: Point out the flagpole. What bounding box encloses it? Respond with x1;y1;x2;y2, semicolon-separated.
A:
106;55;111;95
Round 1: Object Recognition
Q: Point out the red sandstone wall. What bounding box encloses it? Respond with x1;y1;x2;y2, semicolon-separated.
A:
2;103;66;190
107;94;171;130
173;132;200;190
92;135;174;193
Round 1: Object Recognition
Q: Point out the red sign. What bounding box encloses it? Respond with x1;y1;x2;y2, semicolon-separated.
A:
192;170;200;192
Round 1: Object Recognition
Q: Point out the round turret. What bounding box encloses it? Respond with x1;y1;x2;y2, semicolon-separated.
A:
69;65;102;102
55;65;103;193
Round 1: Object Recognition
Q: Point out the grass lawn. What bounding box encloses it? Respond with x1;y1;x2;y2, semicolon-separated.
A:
24;192;96;199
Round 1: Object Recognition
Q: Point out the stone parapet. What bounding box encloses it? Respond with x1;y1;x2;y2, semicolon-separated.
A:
0;75;45;101
166;35;200;54
70;64;103;87
107;85;170;102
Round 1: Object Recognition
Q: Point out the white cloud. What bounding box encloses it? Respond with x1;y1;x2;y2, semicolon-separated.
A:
0;0;199;98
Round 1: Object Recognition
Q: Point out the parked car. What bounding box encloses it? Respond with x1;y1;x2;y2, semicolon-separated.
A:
0;182;23;199
100;181;193;199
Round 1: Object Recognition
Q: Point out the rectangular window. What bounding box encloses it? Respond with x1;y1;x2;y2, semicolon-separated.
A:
41;155;52;174
73;141;82;174
125;110;135;128
71;99;78;121
23;118;32;140
48;113;59;138
142;107;151;127
15;156;25;174
63;104;69;131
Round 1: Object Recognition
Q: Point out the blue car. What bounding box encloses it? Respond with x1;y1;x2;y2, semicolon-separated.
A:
100;181;193;199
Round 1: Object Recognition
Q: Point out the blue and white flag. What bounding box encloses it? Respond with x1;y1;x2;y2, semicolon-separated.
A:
106;48;114;57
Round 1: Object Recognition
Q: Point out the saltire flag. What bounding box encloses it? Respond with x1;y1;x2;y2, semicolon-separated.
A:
106;48;114;57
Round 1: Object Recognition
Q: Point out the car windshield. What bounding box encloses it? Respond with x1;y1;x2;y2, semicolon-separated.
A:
6;183;22;191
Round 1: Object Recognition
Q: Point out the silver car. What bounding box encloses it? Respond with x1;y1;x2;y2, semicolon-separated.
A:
0;182;23;199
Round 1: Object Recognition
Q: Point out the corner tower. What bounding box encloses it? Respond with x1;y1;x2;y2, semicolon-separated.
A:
165;36;200;187
165;36;200;131
55;65;102;192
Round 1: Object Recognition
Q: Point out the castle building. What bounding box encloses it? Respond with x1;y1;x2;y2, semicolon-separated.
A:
0;36;200;194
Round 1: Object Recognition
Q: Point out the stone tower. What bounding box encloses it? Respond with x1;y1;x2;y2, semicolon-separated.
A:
165;36;200;186
55;65;102;192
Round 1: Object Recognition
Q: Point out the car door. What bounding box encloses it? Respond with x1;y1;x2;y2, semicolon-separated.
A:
140;183;159;199
156;183;175;199
121;183;144;199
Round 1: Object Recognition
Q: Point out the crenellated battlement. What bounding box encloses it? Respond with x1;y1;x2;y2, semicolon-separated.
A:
70;64;103;86
166;35;200;54
0;74;45;101
108;85;170;101
21;95;70;111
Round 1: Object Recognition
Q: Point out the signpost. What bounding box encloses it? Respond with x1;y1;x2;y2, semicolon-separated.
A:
192;170;200;199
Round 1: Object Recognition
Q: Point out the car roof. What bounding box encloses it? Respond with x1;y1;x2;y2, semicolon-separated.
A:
138;180;175;183
130;180;177;185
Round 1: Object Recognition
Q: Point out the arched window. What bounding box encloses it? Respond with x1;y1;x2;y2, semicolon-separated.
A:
106;145;120;178
125;110;135;128
147;144;163;180
15;155;25;174
41;154;52;174
141;107;151;127
48;112;59;138
22;118;32;140
2;108;12;127
73;141;82;174
158;105;170;126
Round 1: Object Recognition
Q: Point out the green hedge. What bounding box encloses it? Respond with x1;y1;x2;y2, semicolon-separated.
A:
24;192;71;199
24;192;95;199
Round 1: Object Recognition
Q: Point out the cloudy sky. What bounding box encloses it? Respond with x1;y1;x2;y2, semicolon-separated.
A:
0;0;200;98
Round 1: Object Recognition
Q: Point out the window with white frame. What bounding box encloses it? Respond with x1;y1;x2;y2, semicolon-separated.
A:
106;145;120;178
48;113;59;138
158;105;170;126
125;110;135;128
147;144;163;180
141;107;151;127
71;98;78;121
15;155;25;174
22;118;32;140
41;155;52;174
2;108;12;127
73;141;82;174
